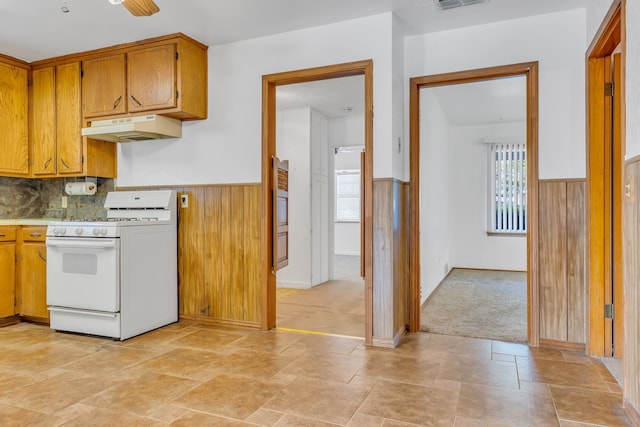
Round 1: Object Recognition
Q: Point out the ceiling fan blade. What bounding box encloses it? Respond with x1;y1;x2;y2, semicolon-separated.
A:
122;0;160;16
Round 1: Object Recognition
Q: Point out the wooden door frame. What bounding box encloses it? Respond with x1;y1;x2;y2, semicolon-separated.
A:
586;0;625;357
261;60;374;344
408;62;540;346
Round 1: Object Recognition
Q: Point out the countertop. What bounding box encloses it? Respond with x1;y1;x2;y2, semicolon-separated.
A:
0;219;55;226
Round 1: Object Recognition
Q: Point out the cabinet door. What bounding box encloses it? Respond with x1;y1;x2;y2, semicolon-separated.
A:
128;43;177;113
20;242;48;319
82;54;126;118
31;67;57;176
0;243;16;318
0;62;28;176
56;62;83;174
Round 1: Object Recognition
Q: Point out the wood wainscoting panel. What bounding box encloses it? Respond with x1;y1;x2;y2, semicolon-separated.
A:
243;185;262;324
393;181;410;337
373;179;393;341
539;181;568;341
538;179;586;345
567;181;586;343
133;184;262;327
624;161;639;411
178;187;206;317
373;178;410;347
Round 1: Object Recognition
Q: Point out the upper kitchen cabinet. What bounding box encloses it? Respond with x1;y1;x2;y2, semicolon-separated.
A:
31;62;117;178
81;54;127;118
0;55;29;177
82;33;208;121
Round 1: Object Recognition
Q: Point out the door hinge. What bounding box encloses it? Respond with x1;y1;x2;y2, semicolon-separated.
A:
80;69;84;78
605;82;614;97
175;52;179;61
605;304;615;319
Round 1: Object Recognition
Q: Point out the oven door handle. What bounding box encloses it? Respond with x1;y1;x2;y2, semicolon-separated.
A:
48;307;118;318
46;239;117;249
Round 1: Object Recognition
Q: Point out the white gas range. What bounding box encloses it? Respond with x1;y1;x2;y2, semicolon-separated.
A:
46;190;178;340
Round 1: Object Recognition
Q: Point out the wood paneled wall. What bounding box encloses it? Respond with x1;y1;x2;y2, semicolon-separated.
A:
538;179;585;346
372;179;410;347
122;184;262;328
624;160;640;419
178;184;261;326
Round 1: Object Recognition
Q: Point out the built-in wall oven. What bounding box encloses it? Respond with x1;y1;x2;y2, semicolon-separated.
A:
46;190;177;340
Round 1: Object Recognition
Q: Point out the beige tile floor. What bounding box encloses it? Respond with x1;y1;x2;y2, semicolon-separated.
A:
277;280;365;338
0;321;633;426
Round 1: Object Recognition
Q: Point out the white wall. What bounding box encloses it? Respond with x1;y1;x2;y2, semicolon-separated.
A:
117;13;397;186
420;90;452;303
276;108;312;288
405;9;587;181
626;2;640;159
330;114;364;257
448;123;527;271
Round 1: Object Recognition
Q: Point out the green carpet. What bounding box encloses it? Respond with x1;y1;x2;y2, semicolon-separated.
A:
420;268;527;344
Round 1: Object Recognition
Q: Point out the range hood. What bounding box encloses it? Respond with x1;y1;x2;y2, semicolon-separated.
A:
81;114;182;143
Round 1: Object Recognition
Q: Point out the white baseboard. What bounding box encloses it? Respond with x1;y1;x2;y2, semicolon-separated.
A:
276;281;311;289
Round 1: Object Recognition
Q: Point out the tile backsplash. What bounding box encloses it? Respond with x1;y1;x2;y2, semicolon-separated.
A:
0;177;114;219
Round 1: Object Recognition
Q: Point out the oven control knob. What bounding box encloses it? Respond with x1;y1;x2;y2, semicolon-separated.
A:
100;228;108;236
92;228;100;236
75;228;83;235
59;228;66;235
52;227;59;235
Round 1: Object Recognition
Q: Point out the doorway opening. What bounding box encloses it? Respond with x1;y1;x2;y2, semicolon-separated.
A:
417;77;528;344
408;62;540;346
273;78;365;338
261;60;374;344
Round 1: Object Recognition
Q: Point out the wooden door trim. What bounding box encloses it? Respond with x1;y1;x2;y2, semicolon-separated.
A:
261;60;374;344
408;62;540;346
586;0;624;357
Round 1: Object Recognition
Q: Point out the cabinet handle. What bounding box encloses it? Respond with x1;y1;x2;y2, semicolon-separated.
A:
113;95;122;110
0;233;5;237
44;158;52;170
30;232;42;238
60;158;70;169
130;95;143;107
38;247;47;262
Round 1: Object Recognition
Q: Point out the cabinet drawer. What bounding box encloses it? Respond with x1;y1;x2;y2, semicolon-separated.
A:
0;227;17;242
21;227;47;242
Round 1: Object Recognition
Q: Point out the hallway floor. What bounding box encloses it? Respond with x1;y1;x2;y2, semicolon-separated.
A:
0;322;633;426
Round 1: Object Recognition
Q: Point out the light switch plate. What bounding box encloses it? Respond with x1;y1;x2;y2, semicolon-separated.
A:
180;194;188;208
61;196;68;208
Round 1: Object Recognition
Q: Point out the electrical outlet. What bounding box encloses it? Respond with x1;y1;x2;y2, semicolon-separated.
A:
61;196;68;209
180;194;188;208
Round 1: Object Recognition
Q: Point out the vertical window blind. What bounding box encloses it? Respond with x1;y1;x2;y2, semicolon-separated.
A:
335;170;360;222
489;143;527;233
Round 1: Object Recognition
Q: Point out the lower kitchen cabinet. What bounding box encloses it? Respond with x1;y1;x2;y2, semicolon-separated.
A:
0;227;17;320
17;226;49;322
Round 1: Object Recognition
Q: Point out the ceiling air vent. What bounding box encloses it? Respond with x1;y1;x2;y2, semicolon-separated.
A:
435;0;485;10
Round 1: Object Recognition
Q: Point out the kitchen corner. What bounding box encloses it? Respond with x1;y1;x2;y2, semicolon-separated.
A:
0;176;115;328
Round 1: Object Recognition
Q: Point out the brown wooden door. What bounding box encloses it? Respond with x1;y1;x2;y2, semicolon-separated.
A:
82;54;127;118
0;61;28;176
273;157;289;272
56;62;83;175
31;67;57;176
127;43;177;113
605;52;624;357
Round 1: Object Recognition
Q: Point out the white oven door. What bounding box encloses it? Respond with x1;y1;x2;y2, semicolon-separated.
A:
46;237;120;312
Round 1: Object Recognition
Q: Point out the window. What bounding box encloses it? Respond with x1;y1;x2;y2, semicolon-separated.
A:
489;143;526;233
335;169;360;222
